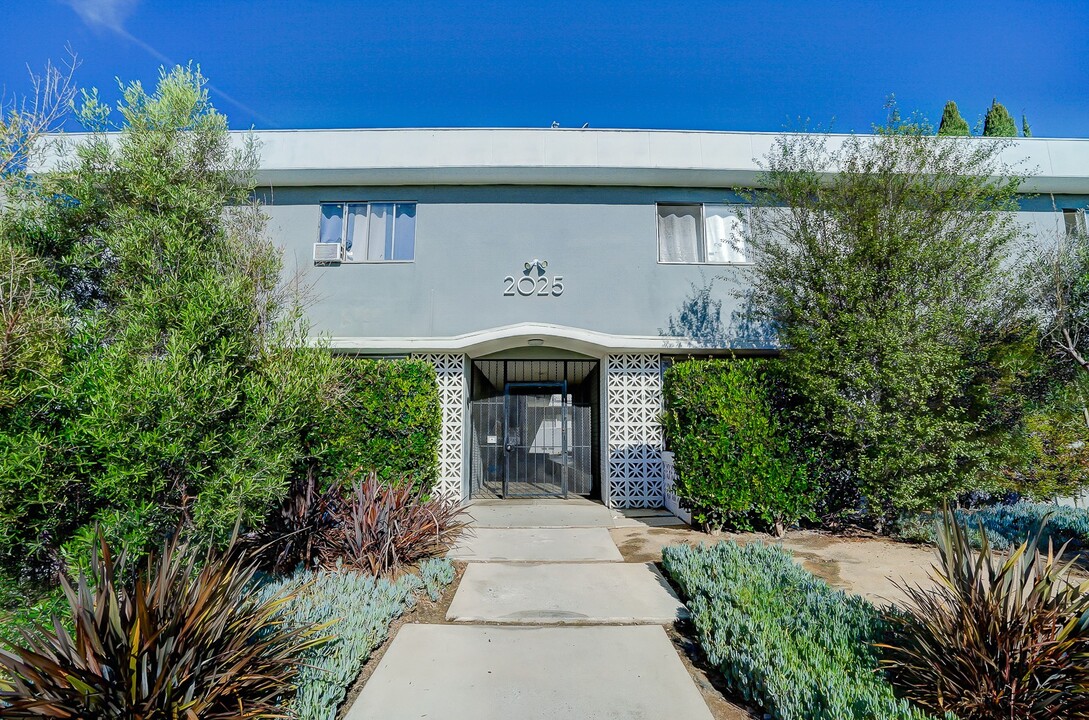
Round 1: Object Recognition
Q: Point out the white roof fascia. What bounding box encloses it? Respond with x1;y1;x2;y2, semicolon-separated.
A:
32;128;1089;194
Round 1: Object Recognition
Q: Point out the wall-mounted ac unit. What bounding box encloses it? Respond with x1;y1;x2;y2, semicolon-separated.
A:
313;243;344;264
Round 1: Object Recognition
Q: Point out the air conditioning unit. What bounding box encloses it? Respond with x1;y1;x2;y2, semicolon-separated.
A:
313;242;344;264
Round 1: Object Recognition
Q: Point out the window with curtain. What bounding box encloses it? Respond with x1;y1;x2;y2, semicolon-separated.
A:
657;204;701;262
1064;208;1087;237
318;201;417;262
657;203;749;264
704;205;748;263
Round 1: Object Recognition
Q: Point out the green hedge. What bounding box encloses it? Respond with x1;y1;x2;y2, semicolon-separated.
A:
258;558;455;720
662;542;934;720
320;358;441;492
662;358;810;532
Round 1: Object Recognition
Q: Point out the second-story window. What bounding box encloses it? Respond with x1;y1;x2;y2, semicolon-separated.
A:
1063;208;1087;237
657;203;749;264
319;202;416;262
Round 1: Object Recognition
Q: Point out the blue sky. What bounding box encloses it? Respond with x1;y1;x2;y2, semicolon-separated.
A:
2;0;1087;136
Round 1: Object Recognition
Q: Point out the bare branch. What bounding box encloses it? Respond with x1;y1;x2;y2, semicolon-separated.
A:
0;49;80;182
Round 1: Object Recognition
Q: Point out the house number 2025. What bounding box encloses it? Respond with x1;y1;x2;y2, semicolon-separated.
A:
503;275;564;297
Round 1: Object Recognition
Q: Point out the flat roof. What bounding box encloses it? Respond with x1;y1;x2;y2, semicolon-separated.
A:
41;128;1089;193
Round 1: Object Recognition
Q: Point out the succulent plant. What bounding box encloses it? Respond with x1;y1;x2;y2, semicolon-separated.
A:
663;541;932;720
258;557;456;720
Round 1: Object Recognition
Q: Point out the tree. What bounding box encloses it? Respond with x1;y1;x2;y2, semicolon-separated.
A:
744;107;1027;525
1020;205;1089;498
1022;113;1032;138
1030;212;1089;413
0;54;78;182
937;101;970;136
983;98;1018;137
0;65;341;573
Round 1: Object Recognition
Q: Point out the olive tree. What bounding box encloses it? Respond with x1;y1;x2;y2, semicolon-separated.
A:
0;65;339;574
743;109;1027;524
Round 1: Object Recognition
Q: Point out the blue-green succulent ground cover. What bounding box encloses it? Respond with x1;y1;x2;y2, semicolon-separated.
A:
258;558;456;720
897;501;1089;552
662;542;935;720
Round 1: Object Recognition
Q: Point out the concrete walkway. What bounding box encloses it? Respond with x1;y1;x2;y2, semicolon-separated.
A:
345;499;713;720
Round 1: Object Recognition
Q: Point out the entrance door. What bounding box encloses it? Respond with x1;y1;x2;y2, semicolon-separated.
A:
503;382;568;498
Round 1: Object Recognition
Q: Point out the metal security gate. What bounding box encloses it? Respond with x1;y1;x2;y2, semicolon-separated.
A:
469;360;598;499
504;383;567;498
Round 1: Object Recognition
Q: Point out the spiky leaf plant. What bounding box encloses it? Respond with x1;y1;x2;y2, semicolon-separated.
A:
0;532;321;718
880;509;1089;719
252;468;337;573
320;472;468;576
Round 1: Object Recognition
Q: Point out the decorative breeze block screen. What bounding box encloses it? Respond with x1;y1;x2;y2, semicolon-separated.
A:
606;353;665;507
414;353;466;501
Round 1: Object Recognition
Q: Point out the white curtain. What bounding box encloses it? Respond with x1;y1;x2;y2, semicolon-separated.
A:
657;205;701;262
367;203;395;260
345;204;368;261
704;205;747;263
392;203;416;260
319;204;344;245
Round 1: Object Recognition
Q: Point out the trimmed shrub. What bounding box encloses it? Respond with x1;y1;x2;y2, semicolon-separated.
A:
661;358;810;533
881;510;1089;718
320;358;441;491
662;541;932;720
0;533;318;718
1019;404;1089;500
899;501;1089;552
258;558;456;720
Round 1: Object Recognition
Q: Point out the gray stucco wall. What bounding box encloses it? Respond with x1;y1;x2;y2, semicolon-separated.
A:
258;185;1089;349
260;186;763;346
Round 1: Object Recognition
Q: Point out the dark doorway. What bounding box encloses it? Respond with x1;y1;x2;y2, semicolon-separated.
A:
469;360;599;499
504;383;567;497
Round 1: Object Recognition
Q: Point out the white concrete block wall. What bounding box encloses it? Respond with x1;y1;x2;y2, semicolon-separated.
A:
605;354;665;508
414;353;467;501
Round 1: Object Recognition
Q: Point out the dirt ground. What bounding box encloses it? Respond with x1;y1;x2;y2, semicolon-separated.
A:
666;620;761;719
610;524;939;607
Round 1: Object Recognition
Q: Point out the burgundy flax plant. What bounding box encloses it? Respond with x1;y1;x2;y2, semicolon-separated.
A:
0;531;323;719
878;507;1089;719
318;471;468;576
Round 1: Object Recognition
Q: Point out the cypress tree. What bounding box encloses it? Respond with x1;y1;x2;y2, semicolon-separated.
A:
937;101;970;136
1022;114;1032;137
983;98;1017;137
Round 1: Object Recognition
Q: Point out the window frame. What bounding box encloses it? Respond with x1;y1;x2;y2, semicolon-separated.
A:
1063;208;1087;237
317;200;418;264
655;202;753;266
